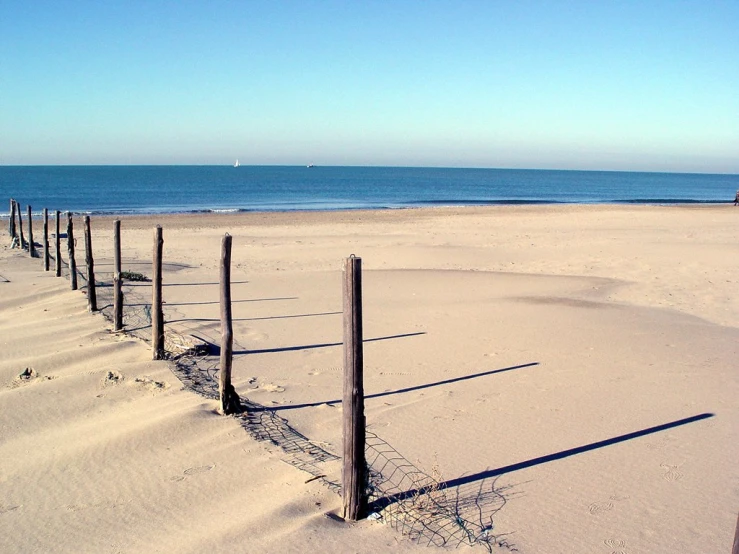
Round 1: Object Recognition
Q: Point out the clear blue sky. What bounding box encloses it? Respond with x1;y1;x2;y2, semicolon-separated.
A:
1;0;737;172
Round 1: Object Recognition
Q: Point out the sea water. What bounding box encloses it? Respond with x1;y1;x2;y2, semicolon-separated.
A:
1;166;738;217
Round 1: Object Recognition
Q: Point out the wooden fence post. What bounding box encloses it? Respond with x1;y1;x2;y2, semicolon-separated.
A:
152;226;164;360
219;233;241;414
113;220;123;331
10;200;17;244
55;211;61;277
17;202;25;249
27;205;35;257
67;212;77;290
84;215;97;312
43;208;49;271
342;255;366;521
9;199;17;240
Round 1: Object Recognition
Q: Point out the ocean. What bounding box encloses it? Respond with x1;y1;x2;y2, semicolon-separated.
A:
1;166;738;217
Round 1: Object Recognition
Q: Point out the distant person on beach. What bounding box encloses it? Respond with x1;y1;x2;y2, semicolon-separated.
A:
735;190;739;205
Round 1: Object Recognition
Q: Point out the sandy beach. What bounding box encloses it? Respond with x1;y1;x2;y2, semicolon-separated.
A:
1;204;737;553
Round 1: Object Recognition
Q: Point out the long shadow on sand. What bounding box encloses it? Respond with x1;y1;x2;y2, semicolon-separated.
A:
233;331;426;355
163;310;340;324
267;362;539;412
369;412;714;511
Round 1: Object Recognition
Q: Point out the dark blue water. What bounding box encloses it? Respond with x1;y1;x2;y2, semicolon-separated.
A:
1;166;738;217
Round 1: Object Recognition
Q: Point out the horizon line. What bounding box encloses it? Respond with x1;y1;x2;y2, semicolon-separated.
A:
1;164;738;177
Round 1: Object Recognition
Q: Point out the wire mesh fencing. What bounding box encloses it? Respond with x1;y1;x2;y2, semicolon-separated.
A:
30;234;516;551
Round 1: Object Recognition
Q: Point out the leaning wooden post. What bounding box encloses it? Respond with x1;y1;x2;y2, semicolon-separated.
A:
43;208;49;270
67;212;77;290
152;226;165;360
9;200;17;244
83;215;97;312
219;233;241;414
55;211;61;277
113;220;123;331
342;255;366;521
27;205;35;257
17;202;25;249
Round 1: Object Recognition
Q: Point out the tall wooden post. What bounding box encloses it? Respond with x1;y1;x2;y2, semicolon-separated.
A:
113;220;123;331
8;199;13;237
17;202;25;249
9;200;17;244
27;205;35;257
152;226;164;360
342;255;366;521
43;208;49;271
67;212;77;290
219;234;241;414
55;211;62;277
84;215;97;312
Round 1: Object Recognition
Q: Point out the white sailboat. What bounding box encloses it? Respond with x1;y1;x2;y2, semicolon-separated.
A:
234;159;240;167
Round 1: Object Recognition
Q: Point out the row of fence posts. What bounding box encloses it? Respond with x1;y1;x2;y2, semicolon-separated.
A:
6;198;368;521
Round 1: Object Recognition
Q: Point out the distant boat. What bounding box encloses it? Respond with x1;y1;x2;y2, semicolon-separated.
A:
306;163;314;168
234;159;240;167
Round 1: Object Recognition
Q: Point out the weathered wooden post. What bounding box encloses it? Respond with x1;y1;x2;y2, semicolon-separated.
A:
9;200;17;244
27;205;35;257
17;202;25;249
342;255;366;521
43;208;49;271
84;215;97;312
67;212;77;290
152;226;165;360
113;220;123;331
219;233;241;414
55;211;62;277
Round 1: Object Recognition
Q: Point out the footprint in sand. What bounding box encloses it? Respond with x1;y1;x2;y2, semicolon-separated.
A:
588;501;614;515
604;538;626;549
102;370;124;386
660;463;683;482
245;383;285;394
7;368;56;388
134;376;169;392
183;465;214;476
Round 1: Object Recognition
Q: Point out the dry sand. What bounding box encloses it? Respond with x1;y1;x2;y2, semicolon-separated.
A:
1;204;737;553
